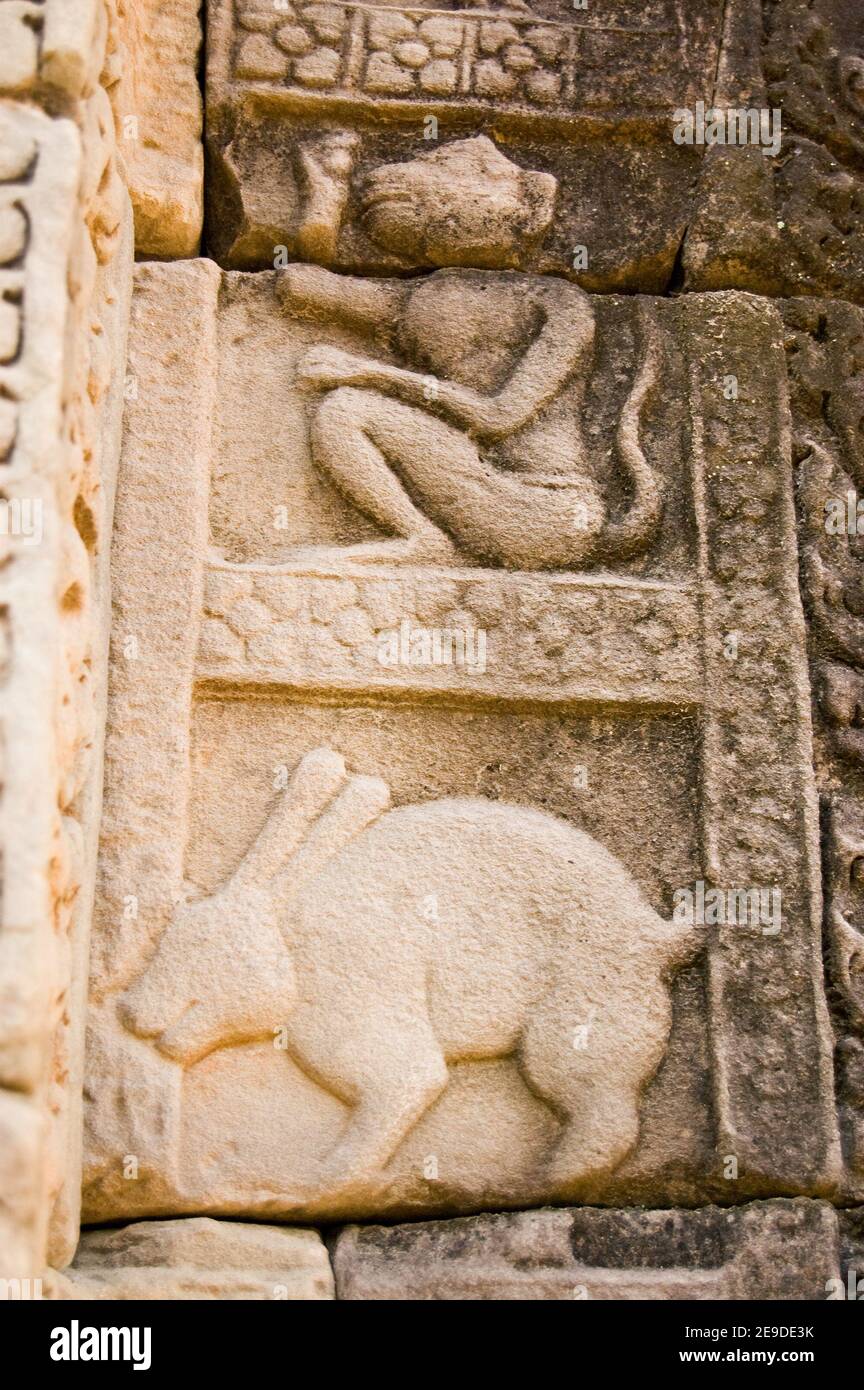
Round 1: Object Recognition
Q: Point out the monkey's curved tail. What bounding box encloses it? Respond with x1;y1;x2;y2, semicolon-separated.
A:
603;305;663;563
829;904;864;1029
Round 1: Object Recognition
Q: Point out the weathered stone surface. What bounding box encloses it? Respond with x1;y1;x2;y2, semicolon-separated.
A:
0;1092;45;1277
108;0;204;256
0;2;204;257
78;260;837;1230
5;0;861;1304
204;1;864;303
0;0;105;101
333;1200;841;1300
784;296;864;1201
205;0;725;282
683;0;864;302
62;1218;333;1299
839;1207;864;1299
0;38;133;1277
0;100;131;1278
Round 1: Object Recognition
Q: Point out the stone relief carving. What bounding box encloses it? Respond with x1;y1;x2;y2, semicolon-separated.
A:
786;296;864;1190
119;747;699;1201
224;0;714;113
763;0;864;166
0;0;202;256
78;271;838;1231
0;1;133;1279
6;0;861;1307
197;563;700;704
684;0;864;302
293;130;359;262
825;802;864;1029
356;136;556;269
208;0;864;303
786;298;864;758
230;0;596;109
206;0;724;282
279;140;661;568
825;802;864;1180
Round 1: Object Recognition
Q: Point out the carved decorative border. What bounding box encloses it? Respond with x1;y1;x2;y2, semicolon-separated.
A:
212;0;688;121
686;291;840;1194
198;563;701;706
84;278;840;1218
0;0;133;1279
0;98;80;1280
784;297;864;1196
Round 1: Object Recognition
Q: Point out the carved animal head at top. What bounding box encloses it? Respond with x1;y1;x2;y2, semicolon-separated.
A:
359;137;558;269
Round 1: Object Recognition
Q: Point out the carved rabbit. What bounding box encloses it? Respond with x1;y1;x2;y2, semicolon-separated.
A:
120;748;699;1197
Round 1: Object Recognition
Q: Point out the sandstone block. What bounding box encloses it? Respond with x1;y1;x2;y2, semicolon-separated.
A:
80;264;838;1229
64;1218;333;1299
333;1201;841;1300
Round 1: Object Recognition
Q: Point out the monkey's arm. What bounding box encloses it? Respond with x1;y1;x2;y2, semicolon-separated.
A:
467;278;595;438
355;278;595;440
277;264;406;334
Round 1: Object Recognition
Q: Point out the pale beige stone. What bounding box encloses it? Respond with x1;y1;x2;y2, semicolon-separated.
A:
0;64;133;1279
119;745;699;1204
274;264;661;578
107;0;204;257
48;199;133;1273
91;256;220;1004
64;1218;333;1299
0;0;105;102
42;0;104;98
2;0;855;1304
0;4;40;92
80;263;838;1231
0;1092;45;1279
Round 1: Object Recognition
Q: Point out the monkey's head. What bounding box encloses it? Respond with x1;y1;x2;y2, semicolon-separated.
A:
359;136;557;269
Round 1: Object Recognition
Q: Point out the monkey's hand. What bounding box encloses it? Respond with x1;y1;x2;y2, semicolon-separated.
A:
295;346;381;391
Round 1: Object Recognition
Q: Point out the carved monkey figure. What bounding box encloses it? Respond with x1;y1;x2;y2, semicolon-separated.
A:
280;138;662;570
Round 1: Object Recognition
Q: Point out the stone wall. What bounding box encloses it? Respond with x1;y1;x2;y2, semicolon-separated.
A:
3;0;864;1301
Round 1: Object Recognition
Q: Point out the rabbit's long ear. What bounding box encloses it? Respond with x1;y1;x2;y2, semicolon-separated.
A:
272;773;391;905
229;748;348;893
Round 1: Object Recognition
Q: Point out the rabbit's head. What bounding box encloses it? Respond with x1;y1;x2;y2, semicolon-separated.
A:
119;882;296;1066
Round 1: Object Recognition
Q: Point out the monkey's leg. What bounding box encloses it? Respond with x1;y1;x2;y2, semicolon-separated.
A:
311;387;605;569
310;387;465;561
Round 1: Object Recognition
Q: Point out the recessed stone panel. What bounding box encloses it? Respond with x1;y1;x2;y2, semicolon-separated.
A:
81;262;839;1226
